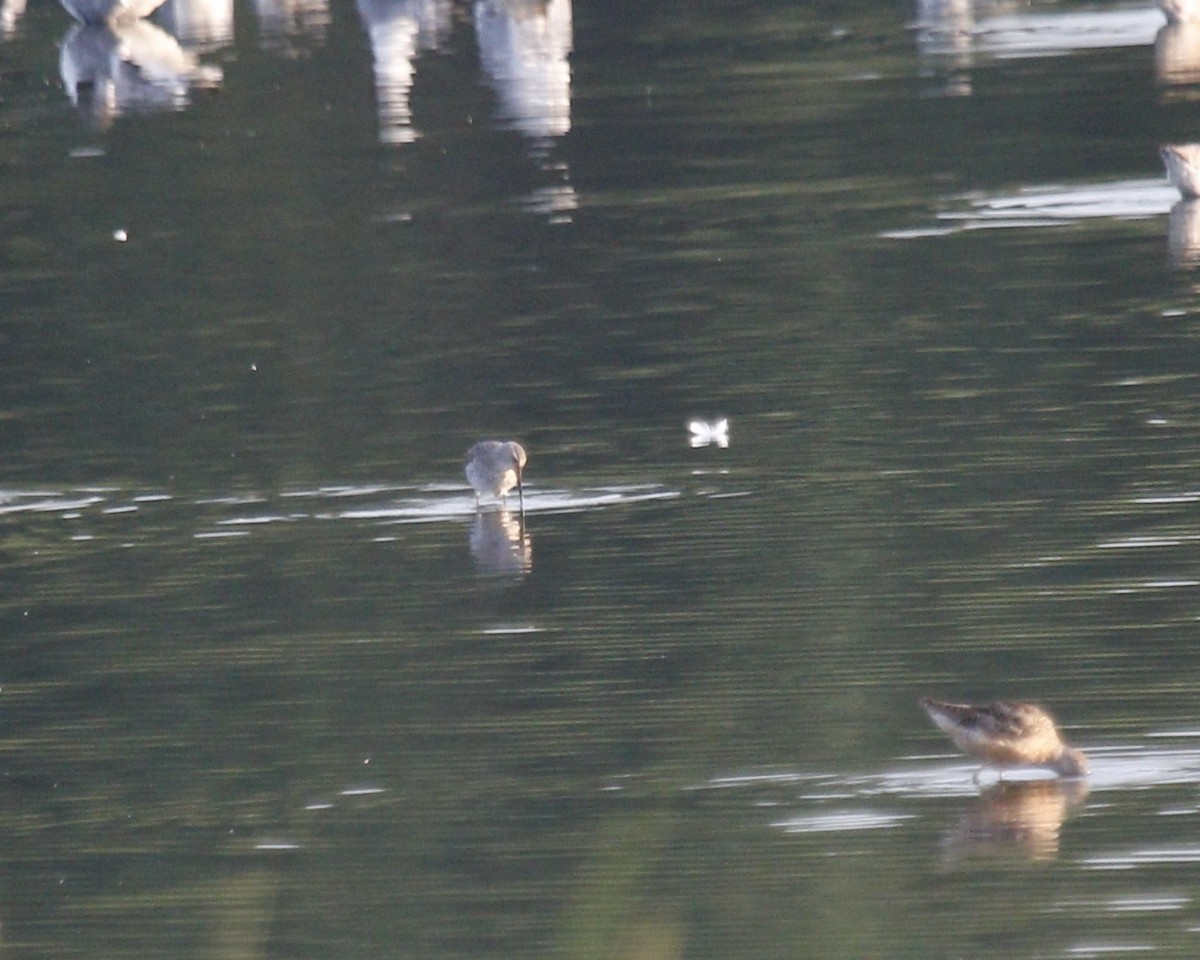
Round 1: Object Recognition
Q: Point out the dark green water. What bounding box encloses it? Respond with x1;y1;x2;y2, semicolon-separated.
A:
2;0;1200;957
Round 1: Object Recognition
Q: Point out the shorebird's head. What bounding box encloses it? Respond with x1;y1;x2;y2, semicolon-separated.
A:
507;442;527;509
507;441;527;473
1053;747;1089;779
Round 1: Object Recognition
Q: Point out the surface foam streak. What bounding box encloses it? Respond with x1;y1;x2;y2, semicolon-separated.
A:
1096;536;1186;549
1132;492;1200;504
772;810;916;834
1081;848;1200;869
1108;580;1199;593
0;495;104;515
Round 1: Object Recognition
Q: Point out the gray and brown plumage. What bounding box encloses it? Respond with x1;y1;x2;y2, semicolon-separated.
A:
920;698;1089;779
1162;144;1200;199
465;440;527;510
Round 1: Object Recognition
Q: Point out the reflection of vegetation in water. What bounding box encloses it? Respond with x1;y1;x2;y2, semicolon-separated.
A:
556;810;682;960
75;868;280;960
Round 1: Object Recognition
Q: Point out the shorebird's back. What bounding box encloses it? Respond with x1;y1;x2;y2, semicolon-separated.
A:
465;440;526;498
920;697;1087;777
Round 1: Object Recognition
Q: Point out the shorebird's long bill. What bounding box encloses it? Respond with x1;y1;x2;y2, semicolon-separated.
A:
516;466;525;517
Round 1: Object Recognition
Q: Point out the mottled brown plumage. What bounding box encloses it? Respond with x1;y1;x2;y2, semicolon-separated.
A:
920;697;1089;779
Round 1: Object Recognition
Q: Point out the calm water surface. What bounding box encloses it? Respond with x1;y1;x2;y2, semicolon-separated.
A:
2;0;1200;957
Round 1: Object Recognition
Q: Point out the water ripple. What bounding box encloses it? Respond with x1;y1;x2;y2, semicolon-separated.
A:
772;810;916;834
883;179;1175;239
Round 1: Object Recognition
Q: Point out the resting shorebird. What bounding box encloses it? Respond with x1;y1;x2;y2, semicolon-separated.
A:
1162;144;1200;199
465;440;527;512
920;697;1089;780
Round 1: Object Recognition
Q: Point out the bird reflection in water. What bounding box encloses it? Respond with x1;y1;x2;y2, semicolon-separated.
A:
1;0;25;36
356;0;451;144
476;0;576;219
59;0;165;25
1156;21;1200;87
59;18;222;127
912;0;974;96
469;509;532;579
157;0;234;50
252;0;329;54
1167;198;1200;269
939;778;1090;866
476;0;571;139
1161;145;1200;268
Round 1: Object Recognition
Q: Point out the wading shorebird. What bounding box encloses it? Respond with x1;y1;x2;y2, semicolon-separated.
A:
1161;144;1200;199
920;697;1089;780
465;440;527;512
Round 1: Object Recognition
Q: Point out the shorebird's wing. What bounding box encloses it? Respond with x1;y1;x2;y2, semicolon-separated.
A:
969;701;1056;739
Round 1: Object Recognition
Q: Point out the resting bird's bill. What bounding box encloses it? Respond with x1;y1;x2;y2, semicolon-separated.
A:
920;697;1089;780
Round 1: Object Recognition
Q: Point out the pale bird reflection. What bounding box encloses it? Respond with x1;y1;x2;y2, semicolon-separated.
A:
59;19;222;127
913;0;974;96
469;509;532;578
158;0;234;49
253;0;329;53
475;0;576;218
59;0;164;25
911;0;1159;85
520;177;578;221
356;0;450;144
1;0;26;36
940;779;1090;866
1155;22;1200;85
475;0;572;141
920;698;1089;780
1167;199;1200;269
